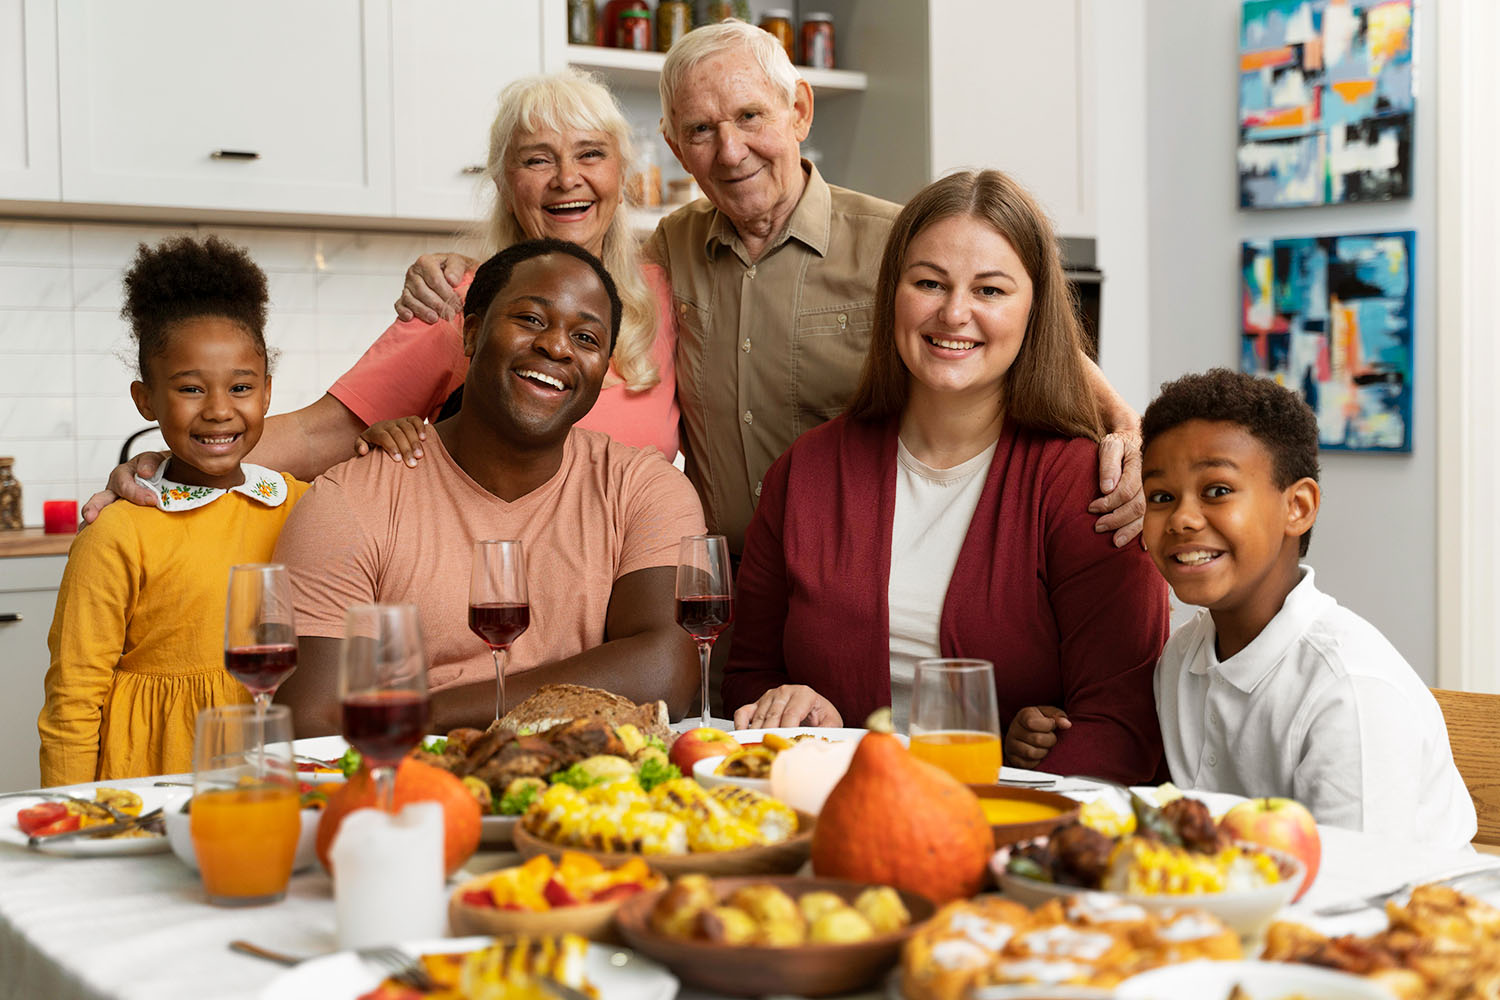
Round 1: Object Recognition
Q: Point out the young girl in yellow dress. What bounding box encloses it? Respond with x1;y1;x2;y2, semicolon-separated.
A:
39;236;309;785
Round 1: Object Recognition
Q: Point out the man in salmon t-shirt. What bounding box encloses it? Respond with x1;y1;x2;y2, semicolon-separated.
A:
273;239;704;735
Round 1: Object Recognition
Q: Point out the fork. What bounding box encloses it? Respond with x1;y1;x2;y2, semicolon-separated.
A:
1311;867;1500;917
357;946;438;991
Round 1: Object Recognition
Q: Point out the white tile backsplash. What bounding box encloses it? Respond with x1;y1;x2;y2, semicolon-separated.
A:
0;217;448;525
0;266;72;310
0;310;73;353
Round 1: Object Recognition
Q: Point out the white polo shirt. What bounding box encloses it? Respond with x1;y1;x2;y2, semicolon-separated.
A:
1155;567;1476;850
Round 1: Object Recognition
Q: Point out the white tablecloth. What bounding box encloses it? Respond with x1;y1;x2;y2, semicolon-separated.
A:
2;774;1496;1000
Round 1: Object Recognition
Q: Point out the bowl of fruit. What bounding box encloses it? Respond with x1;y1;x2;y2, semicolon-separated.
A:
448;850;664;942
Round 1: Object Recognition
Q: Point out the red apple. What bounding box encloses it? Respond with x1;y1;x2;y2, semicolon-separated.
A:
1219;796;1321;901
668;727;738;772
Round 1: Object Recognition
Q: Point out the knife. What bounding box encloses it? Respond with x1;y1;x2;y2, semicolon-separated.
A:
27;808;164;847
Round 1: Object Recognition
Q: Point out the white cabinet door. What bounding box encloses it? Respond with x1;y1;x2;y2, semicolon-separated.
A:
0;0;60;200
391;0;546;221
927;0;1095;236
56;0;393;216
0;556;65;793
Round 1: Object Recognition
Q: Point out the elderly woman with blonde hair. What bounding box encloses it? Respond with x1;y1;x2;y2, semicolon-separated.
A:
85;69;677;518
723;170;1169;786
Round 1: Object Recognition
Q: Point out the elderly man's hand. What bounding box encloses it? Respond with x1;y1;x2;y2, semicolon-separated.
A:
1089;429;1144;548
734;685;843;729
394;253;477;324
81;451;168;524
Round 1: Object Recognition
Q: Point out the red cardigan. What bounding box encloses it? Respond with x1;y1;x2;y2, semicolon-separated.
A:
723;414;1169;784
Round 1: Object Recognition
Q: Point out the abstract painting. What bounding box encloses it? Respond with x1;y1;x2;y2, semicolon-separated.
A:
1239;0;1413;209
1241;231;1414;452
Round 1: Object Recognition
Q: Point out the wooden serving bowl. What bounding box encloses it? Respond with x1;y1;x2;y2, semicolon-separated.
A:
968;784;1082;848
512;810;815;877
614;875;936;997
447;868;663;943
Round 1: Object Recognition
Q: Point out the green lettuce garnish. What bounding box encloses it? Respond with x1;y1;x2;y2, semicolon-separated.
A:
635;756;680;792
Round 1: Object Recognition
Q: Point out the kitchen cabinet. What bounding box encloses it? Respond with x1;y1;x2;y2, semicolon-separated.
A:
56;0;393;216
0;0;60;200
391;0;547;220
0;554;64;792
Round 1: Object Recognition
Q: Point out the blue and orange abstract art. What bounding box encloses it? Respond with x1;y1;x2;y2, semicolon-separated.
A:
1241;231;1414;452
1239;0;1413;208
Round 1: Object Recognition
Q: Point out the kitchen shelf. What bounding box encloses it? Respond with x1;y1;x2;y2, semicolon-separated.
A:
565;44;868;96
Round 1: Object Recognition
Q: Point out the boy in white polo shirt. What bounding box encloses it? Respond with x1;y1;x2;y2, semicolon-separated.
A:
1141;369;1474;849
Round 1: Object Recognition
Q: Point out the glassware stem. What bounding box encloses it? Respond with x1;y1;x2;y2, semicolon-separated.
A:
372;764;397;812
491;647;508;722
252;694;268;776
697;639;714;726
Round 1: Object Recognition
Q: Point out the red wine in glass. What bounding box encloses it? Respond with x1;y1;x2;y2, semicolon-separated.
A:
676;596;732;641
342;691;430;767
225;643;298;695
468;602;530;649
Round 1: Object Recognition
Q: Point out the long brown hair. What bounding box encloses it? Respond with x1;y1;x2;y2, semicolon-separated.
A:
846;170;1101;441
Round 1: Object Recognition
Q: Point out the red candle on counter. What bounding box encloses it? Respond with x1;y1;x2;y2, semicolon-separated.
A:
43;500;77;534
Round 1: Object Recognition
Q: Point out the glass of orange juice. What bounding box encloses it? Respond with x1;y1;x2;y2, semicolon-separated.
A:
908;658;1002;784
191;704;300;906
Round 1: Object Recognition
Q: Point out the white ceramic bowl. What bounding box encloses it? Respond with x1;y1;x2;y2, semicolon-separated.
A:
993;847;1306;939
690;728;898;795
1115;959;1396;999
164;790;320;875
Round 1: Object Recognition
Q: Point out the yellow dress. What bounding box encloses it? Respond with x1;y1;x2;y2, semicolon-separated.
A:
39;466;309;786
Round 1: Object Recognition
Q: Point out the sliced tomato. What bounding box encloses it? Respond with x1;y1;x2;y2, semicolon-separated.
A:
16;802;69;834
31;814;82;837
459;888;495;908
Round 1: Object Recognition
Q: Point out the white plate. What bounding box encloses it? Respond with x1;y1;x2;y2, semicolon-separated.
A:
259;936;679;1000
0;786;171;857
1116;959;1396;999
693;728;871;793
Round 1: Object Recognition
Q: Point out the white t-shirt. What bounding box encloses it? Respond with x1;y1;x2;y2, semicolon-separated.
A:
887;438;997;730
1155;566;1476;850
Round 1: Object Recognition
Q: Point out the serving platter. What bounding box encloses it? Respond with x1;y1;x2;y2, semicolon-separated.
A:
259;936;678;1000
1114;958;1397;999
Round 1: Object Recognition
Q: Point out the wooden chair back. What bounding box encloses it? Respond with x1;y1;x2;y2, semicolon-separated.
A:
1431;687;1500;847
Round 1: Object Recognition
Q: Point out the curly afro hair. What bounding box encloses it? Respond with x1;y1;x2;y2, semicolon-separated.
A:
121;235;270;381
1142;368;1320;555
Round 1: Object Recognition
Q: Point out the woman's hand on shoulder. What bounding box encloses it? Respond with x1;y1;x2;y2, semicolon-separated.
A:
1088;427;1145;548
395;252;478;323
1004;705;1071;769
355;416;428;467
80;451;170;524
734;685;844;730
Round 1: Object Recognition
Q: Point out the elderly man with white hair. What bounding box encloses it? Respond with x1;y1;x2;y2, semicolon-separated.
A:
388;20;1144;553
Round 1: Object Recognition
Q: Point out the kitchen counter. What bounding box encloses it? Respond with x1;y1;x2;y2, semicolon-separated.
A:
0;529;75;558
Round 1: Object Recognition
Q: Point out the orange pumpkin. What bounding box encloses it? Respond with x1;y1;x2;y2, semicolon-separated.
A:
316;757;481;876
811;710;993;903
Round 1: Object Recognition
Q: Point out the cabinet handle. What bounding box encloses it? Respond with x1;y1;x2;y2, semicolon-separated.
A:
0;612;21;623
460;164;487;175
210;150;261;161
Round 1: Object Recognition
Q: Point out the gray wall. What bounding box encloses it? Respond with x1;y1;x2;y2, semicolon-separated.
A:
1144;0;1436;679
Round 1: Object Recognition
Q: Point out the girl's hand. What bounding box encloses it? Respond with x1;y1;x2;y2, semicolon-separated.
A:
355;417;428;467
734;685;844;729
1004;705;1071;769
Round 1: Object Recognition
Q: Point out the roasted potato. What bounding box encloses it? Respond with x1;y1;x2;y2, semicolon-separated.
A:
728;885;806;946
809;907;876;943
698;904;759;945
650;874;717;939
798;891;848;924
854;886;911;934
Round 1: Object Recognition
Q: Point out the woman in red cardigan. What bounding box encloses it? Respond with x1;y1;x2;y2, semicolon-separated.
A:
723;170;1168;784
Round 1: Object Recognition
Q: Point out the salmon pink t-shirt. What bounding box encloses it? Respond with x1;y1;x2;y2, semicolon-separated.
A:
328;264;680;458
273;427;704;693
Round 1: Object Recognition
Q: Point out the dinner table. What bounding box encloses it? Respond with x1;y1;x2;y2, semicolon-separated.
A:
2;764;1496;1000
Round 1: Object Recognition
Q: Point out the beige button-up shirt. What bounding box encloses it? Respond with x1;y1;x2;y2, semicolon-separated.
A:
645;162;900;551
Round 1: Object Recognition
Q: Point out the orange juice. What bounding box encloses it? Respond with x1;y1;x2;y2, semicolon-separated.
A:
910;730;1002;784
191;784;299;904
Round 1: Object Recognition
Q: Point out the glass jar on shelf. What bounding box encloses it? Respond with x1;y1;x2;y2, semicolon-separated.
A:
758;9;795;64
657;0;691;51
601;0;642;47
616;6;652;50
0;457;20;531
626;134;662;209
700;1;749;26
568;0;597;45
801;12;835;69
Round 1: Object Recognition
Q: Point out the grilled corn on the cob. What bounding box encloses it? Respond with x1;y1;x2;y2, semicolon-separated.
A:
709;785;797;843
1102;837;1283;895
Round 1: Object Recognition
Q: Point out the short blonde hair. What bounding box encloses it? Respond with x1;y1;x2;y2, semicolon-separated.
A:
658;19;800;137
483;69;659;390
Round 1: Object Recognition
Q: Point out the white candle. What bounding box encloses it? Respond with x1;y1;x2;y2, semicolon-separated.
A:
331;802;446;949
769;737;860;815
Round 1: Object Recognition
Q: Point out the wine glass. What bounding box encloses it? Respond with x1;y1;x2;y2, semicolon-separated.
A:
224;563;298;717
908;658;1002;784
191;704;300;906
675;534;734;726
338;604;430;812
468;539;530;722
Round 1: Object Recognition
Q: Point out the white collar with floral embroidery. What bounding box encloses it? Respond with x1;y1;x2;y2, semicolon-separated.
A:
136;461;289;512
